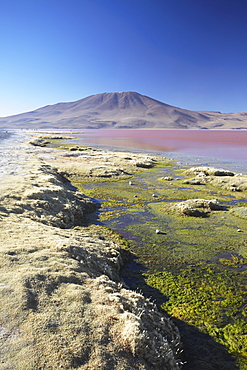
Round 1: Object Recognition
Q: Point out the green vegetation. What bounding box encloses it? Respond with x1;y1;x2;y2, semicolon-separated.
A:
145;264;247;368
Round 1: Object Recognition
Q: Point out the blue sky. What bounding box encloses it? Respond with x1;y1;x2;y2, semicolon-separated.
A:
1;0;247;116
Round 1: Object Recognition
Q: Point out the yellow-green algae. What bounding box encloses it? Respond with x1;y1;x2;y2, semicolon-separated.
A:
145;264;247;368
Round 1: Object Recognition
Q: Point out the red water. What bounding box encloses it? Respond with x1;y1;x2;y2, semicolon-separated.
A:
71;129;247;161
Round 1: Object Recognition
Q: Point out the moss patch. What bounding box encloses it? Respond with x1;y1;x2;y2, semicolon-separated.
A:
145;263;247;368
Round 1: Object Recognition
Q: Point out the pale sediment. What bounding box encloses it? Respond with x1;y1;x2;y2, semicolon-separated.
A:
0;140;182;369
183;166;247;192
166;198;224;217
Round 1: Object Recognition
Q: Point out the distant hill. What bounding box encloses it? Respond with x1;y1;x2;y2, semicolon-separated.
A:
1;91;247;129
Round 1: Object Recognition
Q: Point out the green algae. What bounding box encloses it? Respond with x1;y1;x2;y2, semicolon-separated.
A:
145;264;247;368
219;254;247;268
137;202;247;262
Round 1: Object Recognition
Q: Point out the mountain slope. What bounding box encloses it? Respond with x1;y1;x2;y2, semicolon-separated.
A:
0;92;247;129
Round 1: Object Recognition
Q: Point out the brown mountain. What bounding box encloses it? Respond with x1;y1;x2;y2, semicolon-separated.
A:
0;91;247;129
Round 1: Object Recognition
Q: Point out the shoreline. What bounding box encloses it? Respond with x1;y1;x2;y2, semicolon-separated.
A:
66;130;247;174
69;139;247;175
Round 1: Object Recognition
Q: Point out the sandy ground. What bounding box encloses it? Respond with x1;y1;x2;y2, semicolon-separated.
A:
0;136;182;370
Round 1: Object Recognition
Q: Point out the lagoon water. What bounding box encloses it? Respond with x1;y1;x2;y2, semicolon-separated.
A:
71;129;247;174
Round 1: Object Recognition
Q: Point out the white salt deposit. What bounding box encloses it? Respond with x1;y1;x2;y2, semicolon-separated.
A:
0;130;28;179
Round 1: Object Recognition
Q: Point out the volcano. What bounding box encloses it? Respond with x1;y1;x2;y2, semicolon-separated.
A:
1;91;246;129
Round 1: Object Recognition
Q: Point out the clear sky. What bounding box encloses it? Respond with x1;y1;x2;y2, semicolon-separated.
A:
1;0;247;116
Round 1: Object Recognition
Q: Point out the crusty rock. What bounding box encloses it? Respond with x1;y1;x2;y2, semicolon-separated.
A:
44;149;160;181
135;160;155;168
167;198;224;217
183;178;205;185
184;166;247;192
1;164;96;228
161;176;173;181
185;166;235;177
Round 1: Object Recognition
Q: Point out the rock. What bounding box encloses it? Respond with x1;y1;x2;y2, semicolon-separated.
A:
184;166;247;192
89;166;123;178
161;176;173;181
134;158;156;168
1;163;96;228
183;178;204;185
185;166;235;177
168;198;224;217
29;138;49;147
135;162;153;168
211;177;247;192
69;146;79;151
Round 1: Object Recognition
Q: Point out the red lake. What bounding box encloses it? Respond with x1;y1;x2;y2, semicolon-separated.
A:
71;129;247;162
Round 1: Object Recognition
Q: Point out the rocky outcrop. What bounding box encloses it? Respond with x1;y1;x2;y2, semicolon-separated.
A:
167;198;224;217
0;163;96;228
183;178;204;185
183;166;247;192
36;143;159;181
161;176;173;181
184;167;235;177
